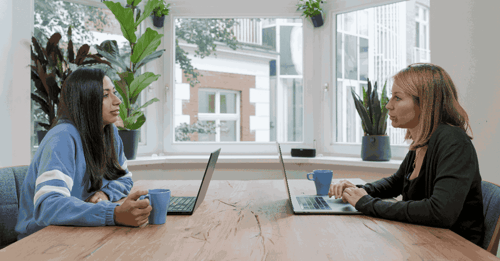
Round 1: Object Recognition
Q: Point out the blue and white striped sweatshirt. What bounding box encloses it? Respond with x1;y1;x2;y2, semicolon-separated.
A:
15;121;133;240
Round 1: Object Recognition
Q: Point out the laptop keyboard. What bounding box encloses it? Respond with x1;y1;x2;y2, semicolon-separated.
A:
168;197;196;212
297;196;332;210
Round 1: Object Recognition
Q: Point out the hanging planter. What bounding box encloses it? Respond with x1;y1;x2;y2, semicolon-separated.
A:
296;0;326;28
310;13;324;27
152;14;165;28
151;1;170;29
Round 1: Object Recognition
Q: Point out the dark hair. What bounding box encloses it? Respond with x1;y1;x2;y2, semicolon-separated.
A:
393;63;473;151
53;67;126;193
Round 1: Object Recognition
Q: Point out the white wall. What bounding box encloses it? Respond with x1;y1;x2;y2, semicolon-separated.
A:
430;0;500;184
0;0;32;168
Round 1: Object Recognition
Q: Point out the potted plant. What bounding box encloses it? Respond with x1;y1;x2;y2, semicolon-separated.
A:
100;0;165;159
296;0;326;28
151;0;170;28
31;26;111;144
350;79;391;161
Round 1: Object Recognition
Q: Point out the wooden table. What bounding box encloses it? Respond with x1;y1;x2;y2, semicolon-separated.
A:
1;179;498;261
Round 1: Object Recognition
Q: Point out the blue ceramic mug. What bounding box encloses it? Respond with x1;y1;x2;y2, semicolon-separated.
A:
139;189;171;225
307;170;333;196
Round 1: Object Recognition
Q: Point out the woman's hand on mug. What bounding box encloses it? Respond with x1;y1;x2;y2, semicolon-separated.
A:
328;180;356;202
114;190;152;227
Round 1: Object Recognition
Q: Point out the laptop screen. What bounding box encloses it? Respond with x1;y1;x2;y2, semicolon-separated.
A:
192;148;221;212
276;143;294;202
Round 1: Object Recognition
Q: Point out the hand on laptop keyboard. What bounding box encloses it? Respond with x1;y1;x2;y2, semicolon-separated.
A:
328;180;356;203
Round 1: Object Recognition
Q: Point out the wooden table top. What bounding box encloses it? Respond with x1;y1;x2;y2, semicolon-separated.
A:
1;179;498;261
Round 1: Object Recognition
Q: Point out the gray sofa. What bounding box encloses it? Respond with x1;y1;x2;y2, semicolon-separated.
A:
0;165;28;249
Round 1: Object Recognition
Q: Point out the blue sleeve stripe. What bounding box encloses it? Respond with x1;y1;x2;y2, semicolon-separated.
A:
36;170;74;191
34;185;71;207
35;180;69;192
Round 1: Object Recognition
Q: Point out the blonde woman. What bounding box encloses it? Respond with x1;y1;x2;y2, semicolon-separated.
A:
329;63;484;246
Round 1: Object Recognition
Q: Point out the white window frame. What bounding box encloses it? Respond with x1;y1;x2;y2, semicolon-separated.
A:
30;0;159;156
197;88;241;142
25;0;413;159
414;3;430;63
323;1;412;160
161;2;316;156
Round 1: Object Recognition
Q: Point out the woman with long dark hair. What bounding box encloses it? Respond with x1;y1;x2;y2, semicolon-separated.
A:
16;68;151;240
329;63;484;246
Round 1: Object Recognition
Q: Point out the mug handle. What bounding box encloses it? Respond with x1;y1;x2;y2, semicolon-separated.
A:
307;173;315;181
139;195;149;201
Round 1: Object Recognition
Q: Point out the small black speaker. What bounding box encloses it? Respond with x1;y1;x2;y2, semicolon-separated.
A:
291;148;316;157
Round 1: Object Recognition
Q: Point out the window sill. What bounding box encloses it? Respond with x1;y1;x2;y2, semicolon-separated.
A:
127;155;403;170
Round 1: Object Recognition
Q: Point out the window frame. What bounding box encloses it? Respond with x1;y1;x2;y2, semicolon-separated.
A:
197;88;241;142
27;0;413;160
324;2;411;160
161;12;315;156
30;0;160;156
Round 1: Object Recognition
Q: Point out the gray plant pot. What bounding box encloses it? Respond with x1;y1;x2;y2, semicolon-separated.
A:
361;135;391;161
118;130;140;160
152;14;165;28
310;13;324;27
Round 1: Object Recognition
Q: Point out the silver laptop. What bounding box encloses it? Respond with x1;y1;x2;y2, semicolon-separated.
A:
276;143;366;214
167;148;221;215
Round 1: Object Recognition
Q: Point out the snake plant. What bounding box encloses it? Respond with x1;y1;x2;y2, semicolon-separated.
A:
350;79;389;136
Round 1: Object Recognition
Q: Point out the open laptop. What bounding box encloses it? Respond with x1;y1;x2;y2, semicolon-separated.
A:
276;143;366;214
167;148;221;215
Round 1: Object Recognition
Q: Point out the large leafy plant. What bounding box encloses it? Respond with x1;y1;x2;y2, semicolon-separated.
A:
31;26;111;131
350;79;389;136
99;0;165;130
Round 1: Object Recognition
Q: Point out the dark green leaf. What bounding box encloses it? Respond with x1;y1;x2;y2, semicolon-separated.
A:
31;94;50;116
129;72;160;103
103;1;137;43
135;0;158;27
370;81;381;134
95;40;129;72
130;28;163;64
366;78;373;125
119;102;127;122
134;49;165;71
126;113;146;130
135;97;159;111
68;40;75;63
351;87;373;134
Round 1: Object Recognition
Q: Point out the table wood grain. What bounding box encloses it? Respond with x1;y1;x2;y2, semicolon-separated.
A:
1;179;498;261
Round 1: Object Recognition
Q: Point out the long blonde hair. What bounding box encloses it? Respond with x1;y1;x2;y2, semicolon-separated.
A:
393;63;473;151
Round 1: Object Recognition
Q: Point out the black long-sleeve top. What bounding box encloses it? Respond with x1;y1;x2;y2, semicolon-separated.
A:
355;123;485;246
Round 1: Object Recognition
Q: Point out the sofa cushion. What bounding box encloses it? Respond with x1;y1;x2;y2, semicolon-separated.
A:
0;166;28;249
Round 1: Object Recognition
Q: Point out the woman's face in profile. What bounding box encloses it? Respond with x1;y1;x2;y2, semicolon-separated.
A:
102;76;122;126
386;82;420;129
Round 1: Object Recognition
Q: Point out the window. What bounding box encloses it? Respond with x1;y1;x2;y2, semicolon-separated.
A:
334;1;431;151
414;4;430;63
197;89;240;142
31;0;133;156
173;18;303;144
31;0;154;158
